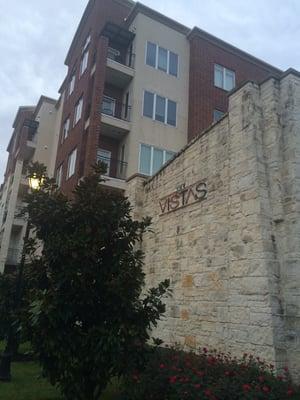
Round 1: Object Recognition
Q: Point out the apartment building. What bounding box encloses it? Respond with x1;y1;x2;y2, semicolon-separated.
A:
54;0;282;196
0;96;63;273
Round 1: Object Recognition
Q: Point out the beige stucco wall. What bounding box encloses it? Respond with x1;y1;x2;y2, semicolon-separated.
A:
33;97;63;177
0;96;62;273
126;72;300;381
122;13;190;177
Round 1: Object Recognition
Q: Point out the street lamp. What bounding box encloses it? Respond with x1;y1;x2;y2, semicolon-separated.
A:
0;175;42;381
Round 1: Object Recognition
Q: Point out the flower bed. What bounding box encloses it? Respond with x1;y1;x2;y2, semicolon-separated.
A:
123;347;300;400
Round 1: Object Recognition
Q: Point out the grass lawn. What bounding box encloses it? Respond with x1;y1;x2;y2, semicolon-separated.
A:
0;343;120;400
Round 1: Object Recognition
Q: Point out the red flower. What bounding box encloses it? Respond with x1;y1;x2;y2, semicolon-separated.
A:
262;385;270;393
284;366;289;372
258;375;265;383
194;384;201;389
243;384;251;392
224;371;230;376
169;375;177;384
196;370;205;377
287;389;294;396
277;375;283;381
207;356;216;364
204;388;212;397
159;363;165;369
203;347;208;353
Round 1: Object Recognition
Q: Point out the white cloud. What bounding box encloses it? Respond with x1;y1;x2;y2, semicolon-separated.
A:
1;0;300;181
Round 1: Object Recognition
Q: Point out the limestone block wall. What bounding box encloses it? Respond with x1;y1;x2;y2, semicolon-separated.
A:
126;71;300;381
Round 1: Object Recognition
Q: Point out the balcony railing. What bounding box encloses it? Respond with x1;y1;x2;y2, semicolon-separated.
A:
96;155;127;180
107;47;135;69
6;248;20;265
101;96;131;122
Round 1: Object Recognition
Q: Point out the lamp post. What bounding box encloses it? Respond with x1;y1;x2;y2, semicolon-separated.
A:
0;175;41;381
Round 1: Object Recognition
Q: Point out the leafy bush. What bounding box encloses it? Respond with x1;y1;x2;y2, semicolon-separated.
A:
123;347;300;400
0;273;16;340
23;163;170;400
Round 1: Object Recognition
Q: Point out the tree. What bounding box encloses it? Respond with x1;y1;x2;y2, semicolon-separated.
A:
24;163;170;400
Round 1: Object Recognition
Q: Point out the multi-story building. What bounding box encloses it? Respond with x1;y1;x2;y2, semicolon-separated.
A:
0;96;63;273
54;0;282;195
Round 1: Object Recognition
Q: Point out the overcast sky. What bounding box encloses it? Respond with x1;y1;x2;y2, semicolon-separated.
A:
1;0;300;182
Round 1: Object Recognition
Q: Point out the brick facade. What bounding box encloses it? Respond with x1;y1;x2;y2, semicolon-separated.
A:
54;0;283;195
55;0;133;196
187;30;282;140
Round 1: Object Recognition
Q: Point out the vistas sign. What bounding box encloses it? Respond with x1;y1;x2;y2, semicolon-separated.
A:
159;181;207;215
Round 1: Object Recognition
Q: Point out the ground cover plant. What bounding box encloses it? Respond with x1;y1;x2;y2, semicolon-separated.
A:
123;346;300;400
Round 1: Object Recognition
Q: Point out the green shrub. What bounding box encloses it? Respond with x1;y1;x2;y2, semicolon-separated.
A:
24;163;170;400
123;347;300;400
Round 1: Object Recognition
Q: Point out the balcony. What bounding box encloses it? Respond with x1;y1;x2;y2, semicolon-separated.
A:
101;96;131;138
19;119;39;161
105;47;135;89
13;203;26;227
97;152;127;190
101;22;136;89
6;247;20;266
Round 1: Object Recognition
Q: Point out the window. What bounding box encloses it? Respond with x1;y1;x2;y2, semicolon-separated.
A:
97;149;111;176
67;148;77;179
145;42;178;77
143;91;154;119
74;97;83;126
146;42;156;67
155;95;166;123
80;51;89;75
213;109;225;122
214;64;235;91
56;164;63;187
143;91;177;127
158;47;168;72
167;100;177;127
83;34;91;52
62;118;70;142
69;74;76;96
139;144;151;175
139;144;176;176
169;52;178;77
102;96;115;116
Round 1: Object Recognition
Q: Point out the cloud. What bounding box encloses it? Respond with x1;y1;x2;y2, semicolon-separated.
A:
1;0;300;181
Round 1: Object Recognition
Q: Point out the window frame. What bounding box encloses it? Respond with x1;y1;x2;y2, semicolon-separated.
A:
145;41;178;77
143;90;177;127
69;73;76;97
138;143;176;176
56;164;63;187
80;50;89;76
83;34;91;52
74;96;83;127
213;109;225;123
214;64;236;91
67;148;77;179
62;117;70;142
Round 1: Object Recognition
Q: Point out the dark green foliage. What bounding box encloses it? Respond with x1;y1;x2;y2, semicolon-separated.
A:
24;163;170;400
123;347;300;400
0;273;17;340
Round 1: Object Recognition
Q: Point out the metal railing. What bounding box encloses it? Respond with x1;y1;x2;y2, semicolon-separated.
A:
107;47;135;69
101;96;131;122
96;155;127;180
23;119;39;142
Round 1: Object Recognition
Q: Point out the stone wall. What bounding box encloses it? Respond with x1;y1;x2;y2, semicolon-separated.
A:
126;71;300;381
